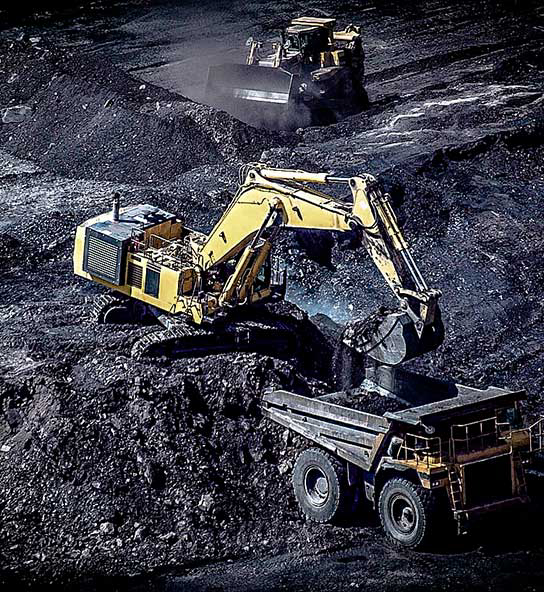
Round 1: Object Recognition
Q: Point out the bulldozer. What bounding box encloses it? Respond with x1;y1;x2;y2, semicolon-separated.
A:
206;16;367;129
73;163;443;362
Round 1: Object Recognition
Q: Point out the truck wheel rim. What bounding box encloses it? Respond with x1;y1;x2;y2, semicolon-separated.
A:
304;467;329;507
390;494;416;534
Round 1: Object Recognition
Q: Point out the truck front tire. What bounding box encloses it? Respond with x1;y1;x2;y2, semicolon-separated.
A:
378;477;439;549
292;448;352;523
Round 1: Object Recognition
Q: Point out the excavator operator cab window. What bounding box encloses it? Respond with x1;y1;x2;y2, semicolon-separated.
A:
256;256;272;287
144;268;160;298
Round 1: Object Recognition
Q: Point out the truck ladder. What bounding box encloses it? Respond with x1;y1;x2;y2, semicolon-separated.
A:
513;452;528;496
448;466;464;511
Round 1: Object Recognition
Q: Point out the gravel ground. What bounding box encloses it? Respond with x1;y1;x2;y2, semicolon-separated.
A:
0;1;544;590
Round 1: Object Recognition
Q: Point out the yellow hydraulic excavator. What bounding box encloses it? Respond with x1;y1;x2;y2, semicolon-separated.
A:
74;164;443;362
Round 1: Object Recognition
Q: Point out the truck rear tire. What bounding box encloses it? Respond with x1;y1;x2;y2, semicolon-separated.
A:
292;448;351;523
378;477;439;549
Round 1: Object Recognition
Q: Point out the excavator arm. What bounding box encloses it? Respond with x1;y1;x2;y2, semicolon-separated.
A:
196;164;444;365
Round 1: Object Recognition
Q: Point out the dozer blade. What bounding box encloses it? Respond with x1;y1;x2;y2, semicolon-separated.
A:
342;309;445;366
206;64;295;125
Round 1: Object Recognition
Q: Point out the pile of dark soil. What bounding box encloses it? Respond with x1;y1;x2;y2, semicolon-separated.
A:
0;342;346;584
0;39;291;183
319;388;408;416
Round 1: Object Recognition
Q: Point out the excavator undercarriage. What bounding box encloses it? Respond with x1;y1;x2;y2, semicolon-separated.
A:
89;292;299;360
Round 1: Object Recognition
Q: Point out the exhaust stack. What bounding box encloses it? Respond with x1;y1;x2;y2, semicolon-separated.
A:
112;192;120;222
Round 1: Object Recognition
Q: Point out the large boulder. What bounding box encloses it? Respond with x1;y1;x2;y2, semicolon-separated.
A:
2;105;32;124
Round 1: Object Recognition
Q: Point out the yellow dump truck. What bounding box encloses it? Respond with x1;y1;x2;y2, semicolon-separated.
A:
263;365;544;548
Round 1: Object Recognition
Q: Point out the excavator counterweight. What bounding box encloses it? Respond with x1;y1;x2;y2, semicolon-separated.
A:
74;163;443;363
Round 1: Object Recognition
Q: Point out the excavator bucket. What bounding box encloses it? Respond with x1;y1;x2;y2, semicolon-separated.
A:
342;309;445;366
205;64;295;125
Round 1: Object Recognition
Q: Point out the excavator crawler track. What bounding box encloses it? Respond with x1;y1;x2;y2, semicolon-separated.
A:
131;315;297;360
89;293;132;324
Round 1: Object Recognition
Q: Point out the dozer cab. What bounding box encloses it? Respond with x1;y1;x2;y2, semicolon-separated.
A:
206;16;367;129
74;164;443;362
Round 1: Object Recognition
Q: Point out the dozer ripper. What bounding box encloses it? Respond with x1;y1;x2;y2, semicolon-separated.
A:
206;16;366;128
73;163;443;361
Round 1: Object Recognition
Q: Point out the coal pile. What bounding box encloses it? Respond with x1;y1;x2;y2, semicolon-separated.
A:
0;39;291;183
0;344;345;583
318;387;408;416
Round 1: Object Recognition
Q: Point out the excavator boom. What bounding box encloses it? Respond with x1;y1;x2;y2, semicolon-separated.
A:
194;163;443;364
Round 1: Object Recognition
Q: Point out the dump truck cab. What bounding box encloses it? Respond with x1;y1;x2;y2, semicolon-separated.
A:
378;384;531;533
263;366;544;548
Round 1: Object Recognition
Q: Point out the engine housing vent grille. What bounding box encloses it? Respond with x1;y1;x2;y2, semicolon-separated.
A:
127;262;143;289
83;229;126;285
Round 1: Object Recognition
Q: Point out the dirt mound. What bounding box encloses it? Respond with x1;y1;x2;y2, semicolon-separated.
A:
319;388;408;416
0;40;291;183
0;310;360;584
0;232;26;268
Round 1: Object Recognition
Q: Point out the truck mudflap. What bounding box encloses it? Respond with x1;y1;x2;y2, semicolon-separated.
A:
262;388;389;471
206;64;294;108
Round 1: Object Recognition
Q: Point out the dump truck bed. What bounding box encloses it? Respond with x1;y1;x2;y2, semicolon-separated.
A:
262;388;389;470
262;367;526;471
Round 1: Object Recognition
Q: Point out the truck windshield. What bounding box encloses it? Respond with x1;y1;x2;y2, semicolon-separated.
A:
497;406;522;429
